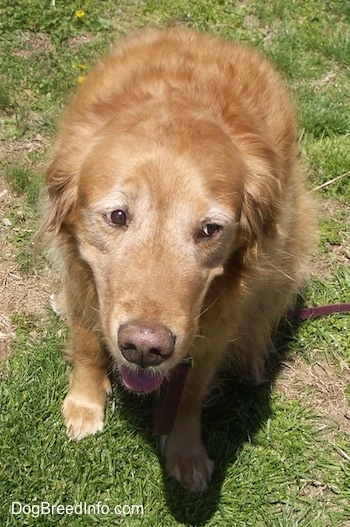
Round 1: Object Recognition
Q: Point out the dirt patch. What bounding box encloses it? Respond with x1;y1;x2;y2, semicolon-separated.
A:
12;31;56;59
0;174;55;374
312;72;337;92
276;355;350;435
277;352;350;519
0;132;47;160
309;198;350;280
67;33;95;52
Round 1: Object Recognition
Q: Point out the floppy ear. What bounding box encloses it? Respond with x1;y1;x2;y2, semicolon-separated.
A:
237;134;283;244
37;72;108;242
38;144;79;241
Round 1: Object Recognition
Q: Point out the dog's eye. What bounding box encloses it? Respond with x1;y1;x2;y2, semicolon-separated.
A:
105;209;128;227
197;222;222;240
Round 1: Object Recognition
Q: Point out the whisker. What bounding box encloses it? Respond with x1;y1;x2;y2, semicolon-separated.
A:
195;289;225;320
192;333;208;341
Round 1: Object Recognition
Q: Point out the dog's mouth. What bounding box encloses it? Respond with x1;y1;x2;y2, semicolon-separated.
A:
120;365;165;393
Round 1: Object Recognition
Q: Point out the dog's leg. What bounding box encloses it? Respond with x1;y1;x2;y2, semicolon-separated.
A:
164;346;223;492
62;320;111;440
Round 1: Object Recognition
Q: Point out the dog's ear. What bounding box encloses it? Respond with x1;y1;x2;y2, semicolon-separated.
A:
238;134;283;244
38;144;79;241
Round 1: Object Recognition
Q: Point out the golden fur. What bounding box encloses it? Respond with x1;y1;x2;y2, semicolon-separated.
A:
40;28;314;492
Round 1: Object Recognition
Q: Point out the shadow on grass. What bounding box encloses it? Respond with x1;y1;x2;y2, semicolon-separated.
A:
116;309;306;526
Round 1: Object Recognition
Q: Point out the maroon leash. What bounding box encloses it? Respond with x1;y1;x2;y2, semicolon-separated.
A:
153;356;193;436
153;303;350;437
288;303;350;320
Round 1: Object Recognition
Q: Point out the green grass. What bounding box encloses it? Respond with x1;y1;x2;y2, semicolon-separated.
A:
1;0;349;526
2;315;349;527
5;165;41;204
3;165;44;273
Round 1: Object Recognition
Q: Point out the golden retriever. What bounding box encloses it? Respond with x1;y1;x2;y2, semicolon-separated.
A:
40;28;314;492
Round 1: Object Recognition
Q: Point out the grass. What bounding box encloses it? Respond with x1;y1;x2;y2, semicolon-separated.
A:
1;0;349;525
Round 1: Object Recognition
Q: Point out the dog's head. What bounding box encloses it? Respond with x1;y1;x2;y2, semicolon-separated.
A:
41;101;281;392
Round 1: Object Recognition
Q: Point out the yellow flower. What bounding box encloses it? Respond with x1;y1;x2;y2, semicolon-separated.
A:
75;9;85;20
77;75;87;85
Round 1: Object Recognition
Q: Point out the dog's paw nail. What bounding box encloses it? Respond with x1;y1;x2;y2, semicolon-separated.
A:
104;378;113;397
159;435;168;456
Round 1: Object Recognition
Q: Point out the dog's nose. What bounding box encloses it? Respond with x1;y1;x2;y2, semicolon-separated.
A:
118;320;175;367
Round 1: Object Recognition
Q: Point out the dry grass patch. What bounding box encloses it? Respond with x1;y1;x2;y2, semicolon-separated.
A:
276;355;350;436
309;198;350;280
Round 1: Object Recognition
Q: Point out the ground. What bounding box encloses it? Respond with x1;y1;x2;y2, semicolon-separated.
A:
1;5;349;523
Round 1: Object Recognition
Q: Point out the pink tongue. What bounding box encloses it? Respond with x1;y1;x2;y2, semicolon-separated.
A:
121;366;165;393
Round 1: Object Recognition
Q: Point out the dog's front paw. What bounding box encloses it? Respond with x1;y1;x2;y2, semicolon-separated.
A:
164;437;215;492
62;391;107;441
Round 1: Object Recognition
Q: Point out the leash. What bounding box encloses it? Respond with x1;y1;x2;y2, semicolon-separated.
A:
288;303;350;320
153;356;193;436
153;303;350;437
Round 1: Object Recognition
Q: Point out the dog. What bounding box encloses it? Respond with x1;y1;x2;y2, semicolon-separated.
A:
39;28;315;492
